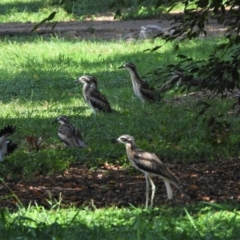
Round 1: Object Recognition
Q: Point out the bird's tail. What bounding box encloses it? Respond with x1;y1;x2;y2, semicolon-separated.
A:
164;179;173;199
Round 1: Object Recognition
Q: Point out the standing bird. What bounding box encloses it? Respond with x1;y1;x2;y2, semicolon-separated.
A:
112;134;182;208
119;62;161;102
0;125;17;161
76;75;112;114
54;115;87;148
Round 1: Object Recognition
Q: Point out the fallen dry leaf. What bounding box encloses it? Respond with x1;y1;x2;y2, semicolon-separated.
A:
189;185;199;191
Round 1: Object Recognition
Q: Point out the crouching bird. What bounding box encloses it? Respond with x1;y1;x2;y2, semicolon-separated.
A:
112;134;183;208
0;125;17;161
54;115;87;148
76;75;112;114
119;62;161;102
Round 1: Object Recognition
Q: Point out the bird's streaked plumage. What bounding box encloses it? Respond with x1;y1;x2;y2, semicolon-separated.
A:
159;71;201;93
76;75;112;114
112;134;182;208
0;125;17;161
54;115;87;148
119;62;161;102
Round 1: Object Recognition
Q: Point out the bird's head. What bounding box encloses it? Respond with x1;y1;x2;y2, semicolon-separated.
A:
118;62;136;71
53;115;70;125
76;75;98;88
112;134;135;145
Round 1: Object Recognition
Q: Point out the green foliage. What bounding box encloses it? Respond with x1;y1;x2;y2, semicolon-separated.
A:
0;202;240;239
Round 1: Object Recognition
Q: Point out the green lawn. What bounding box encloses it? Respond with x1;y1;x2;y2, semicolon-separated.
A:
0;36;238;176
0;0;186;23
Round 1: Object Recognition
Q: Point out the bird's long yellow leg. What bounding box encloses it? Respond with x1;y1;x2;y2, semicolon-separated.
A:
148;177;156;208
145;174;149;209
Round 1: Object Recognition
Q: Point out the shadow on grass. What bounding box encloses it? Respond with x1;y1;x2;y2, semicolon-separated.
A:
0;35;217;104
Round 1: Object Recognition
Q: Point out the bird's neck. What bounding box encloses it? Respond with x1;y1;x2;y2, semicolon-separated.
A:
82;83;89;91
127;68;142;84
82;84;91;100
126;142;137;152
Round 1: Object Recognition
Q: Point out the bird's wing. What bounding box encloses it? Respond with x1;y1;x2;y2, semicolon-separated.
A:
140;87;161;102
0;125;16;138
140;81;155;90
133;149;180;184
6;141;18;155
139;80;161;102
59;125;83;147
139;88;156;101
89;90;112;112
74;128;87;148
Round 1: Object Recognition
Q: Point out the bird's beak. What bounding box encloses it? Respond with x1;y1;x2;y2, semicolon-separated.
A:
118;65;125;69
111;138;119;144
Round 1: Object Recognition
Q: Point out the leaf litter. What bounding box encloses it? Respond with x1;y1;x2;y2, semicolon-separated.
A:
0;158;240;209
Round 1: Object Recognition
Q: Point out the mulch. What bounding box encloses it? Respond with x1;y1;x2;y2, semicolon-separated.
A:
1;158;240;210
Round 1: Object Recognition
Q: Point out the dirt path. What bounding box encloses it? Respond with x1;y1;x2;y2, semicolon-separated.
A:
0;18;225;40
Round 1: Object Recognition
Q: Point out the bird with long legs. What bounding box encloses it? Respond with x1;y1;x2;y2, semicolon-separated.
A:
0;125;17;161
76;75;112;114
54;115;87;148
119;62;161;102
112;134;183;208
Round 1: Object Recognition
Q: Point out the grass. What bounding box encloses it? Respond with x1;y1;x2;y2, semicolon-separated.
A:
0;0;187;23
1;36;237;177
0;0;111;23
0;201;240;239
0;35;239;178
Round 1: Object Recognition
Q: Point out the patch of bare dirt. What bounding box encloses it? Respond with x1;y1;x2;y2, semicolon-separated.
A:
1;159;240;209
